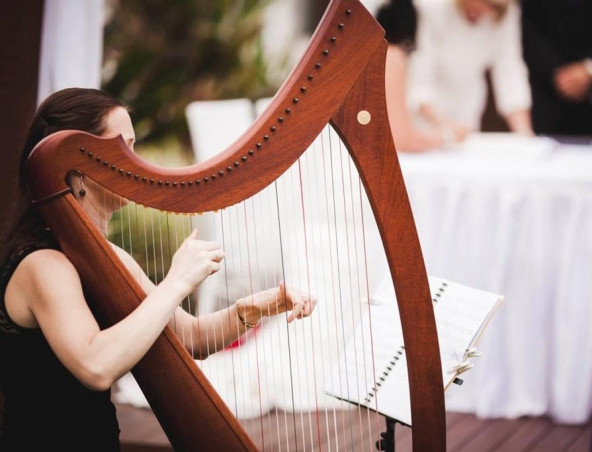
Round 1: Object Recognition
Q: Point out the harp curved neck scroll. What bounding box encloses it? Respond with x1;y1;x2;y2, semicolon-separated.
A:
26;0;445;450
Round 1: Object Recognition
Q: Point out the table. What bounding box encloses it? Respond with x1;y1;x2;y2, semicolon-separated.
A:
397;133;592;424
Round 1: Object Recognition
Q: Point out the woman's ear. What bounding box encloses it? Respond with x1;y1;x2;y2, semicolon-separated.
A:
66;171;85;200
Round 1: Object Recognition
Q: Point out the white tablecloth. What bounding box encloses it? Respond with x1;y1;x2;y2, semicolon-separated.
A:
398;134;592;424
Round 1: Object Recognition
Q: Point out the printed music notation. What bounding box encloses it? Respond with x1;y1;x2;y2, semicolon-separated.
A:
324;276;504;425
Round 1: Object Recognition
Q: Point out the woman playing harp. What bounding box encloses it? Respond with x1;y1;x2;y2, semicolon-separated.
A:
0;87;316;451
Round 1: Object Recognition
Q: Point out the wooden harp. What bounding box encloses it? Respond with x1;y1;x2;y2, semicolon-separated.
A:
26;0;445;450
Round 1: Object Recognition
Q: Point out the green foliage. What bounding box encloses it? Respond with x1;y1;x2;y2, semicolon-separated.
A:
108;204;198;311
102;0;273;150
109;203;197;281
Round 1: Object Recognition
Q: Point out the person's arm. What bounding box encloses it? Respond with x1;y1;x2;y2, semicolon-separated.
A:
385;45;468;151
522;0;592;102
406;3;438;125
404;5;470;146
8;230;222;391
504;110;534;136
172;284;314;359
491;2;533;134
111;237;316;359
385;45;443;152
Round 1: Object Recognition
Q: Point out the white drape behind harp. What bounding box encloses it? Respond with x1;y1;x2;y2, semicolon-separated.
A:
37;0;105;104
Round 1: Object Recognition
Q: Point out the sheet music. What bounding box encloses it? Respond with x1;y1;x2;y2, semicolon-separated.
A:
324;276;503;425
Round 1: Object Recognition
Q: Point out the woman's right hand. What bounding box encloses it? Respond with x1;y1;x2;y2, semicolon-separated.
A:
165;229;224;295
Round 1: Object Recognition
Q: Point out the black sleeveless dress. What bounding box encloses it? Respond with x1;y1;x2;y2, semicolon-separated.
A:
0;244;121;451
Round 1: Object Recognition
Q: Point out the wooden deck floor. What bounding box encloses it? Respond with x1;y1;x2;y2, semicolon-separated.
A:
116;403;591;451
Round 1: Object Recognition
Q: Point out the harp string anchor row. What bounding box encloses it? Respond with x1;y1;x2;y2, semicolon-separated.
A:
357;110;371;125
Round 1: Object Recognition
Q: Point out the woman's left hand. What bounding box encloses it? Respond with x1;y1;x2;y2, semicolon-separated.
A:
237;283;317;325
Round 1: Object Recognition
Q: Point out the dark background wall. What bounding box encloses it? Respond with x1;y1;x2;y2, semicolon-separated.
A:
0;0;44;229
0;0;43;426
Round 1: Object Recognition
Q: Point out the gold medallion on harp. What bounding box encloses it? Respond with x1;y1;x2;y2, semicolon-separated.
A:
357;110;371;125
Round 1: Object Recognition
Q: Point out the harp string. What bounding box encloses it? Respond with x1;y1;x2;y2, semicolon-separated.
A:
243;197;266;448
328;126;353;450
318;129;344;451
100;124;384;450
297;154;321;447
230;201;261;435
280;164;306;445
346;133;382;449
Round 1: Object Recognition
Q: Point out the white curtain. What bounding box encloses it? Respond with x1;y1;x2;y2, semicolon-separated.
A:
37;0;105;104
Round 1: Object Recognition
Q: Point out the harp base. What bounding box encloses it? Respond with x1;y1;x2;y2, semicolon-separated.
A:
376;416;404;452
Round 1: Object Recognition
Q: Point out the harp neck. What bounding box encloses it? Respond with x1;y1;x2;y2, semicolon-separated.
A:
27;0;383;212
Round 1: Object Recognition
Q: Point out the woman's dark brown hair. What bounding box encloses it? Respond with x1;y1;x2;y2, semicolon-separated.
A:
0;88;126;268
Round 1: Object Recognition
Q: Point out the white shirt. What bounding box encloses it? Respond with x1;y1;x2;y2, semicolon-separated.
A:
408;0;531;131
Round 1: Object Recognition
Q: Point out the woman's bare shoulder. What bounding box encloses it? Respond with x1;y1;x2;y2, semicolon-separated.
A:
10;248;81;295
18;248;76;272
5;249;82;328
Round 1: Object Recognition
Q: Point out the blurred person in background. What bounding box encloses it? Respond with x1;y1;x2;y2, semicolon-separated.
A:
521;0;592;137
407;0;533;137
377;0;469;152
